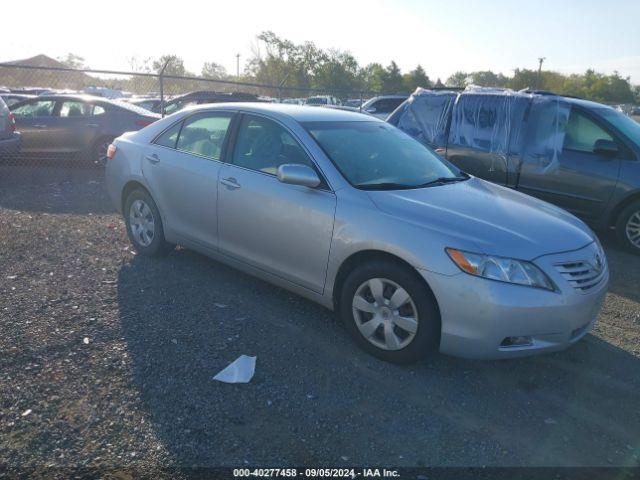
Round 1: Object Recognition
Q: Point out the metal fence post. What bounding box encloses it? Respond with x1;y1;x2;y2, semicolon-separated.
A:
159;60;169;118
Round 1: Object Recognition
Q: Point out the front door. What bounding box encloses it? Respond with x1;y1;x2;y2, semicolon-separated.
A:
217;114;336;293
11;98;58;153
142;111;234;248
518;106;622;222
50;100;103;153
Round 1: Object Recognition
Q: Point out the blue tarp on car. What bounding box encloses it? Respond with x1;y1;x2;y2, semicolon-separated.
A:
387;88;457;148
390;86;570;174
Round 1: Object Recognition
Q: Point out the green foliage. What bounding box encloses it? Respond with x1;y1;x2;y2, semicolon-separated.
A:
445;67;637;104
57;53;88;70
201;62;228;80
152;55;188;76
3;41;638;104
403;65;431;92
446;71;469;88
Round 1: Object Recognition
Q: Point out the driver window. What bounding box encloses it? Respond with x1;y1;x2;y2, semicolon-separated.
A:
12;100;56;118
563;110;613;153
175;113;232;160
232;115;313;175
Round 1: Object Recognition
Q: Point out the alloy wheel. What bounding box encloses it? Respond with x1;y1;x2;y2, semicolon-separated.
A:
129;199;155;247
352;277;418;350
626;211;640;249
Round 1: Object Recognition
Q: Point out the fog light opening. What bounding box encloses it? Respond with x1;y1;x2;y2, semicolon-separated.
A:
500;336;533;348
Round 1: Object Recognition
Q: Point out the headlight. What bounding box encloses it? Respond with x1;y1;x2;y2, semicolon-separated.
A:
446;248;555;291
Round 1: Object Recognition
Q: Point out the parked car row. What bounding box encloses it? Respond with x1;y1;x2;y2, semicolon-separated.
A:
388;87;640;254
6;94;160;164
105;103;609;364
0;96;21;156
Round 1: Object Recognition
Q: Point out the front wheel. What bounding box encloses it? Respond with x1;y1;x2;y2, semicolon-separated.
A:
339;260;440;364
616;200;640;255
124;189;171;256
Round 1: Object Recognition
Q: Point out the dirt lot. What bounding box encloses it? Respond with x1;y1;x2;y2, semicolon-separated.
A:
1;166;639;474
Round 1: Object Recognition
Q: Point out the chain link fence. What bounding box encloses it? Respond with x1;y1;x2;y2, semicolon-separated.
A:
0;63;379;176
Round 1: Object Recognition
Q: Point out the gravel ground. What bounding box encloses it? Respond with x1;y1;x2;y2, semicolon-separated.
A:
1;166;639;475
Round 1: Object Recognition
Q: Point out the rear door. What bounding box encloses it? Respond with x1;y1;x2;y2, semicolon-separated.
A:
142;111;234;248
10;99;57;152
518;105;622;222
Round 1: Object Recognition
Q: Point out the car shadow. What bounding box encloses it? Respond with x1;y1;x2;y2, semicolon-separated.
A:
117;248;640;467
598;229;640;304
0;164;114;215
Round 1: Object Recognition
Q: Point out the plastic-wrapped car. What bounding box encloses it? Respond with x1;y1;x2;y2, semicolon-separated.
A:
390;87;640;254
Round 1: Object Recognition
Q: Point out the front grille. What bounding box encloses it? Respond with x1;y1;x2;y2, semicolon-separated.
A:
554;259;605;293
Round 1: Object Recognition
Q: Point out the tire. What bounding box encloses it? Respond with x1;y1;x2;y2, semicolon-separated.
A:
615;200;640;255
339;260;440;364
123;189;172;257
89;136;114;166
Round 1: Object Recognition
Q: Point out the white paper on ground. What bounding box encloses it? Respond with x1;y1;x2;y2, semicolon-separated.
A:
213;355;256;383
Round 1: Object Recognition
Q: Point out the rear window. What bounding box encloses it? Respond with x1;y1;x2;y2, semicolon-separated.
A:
110;100;158;117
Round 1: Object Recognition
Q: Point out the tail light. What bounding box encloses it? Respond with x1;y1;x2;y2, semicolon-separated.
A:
135;118;155;127
106;144;117;160
8;112;16;133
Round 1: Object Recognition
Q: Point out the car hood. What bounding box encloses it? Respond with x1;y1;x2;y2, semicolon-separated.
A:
366;177;595;260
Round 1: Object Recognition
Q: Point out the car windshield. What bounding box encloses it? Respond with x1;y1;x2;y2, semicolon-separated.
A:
305;121;465;189
596;107;640;144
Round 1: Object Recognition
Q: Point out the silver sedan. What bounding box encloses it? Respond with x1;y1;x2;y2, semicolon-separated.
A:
105;104;608;363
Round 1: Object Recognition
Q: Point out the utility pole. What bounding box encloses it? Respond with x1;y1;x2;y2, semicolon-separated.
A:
536;57;546;89
236;53;240;78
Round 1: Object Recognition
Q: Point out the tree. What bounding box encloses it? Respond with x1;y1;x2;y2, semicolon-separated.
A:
201;62;228;80
57;53;88;70
446;71;469;88
382;61;404;93
152;55;187;76
312;49;360;94
508;68;539;90
359;63;387;93
403;65;431;92
128;56;153;73
468;70;508;88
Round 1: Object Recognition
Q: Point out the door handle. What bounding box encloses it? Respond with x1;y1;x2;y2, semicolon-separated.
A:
86;123;99;128
33;124;47;129
220;177;241;189
145;154;160;164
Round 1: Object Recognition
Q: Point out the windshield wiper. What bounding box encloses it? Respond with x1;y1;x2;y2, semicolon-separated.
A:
417;174;470;188
356;182;417;191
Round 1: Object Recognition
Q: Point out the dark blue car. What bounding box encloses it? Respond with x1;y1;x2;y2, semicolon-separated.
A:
389;88;640;254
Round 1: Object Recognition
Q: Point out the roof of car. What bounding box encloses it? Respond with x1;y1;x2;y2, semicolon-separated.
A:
183;102;378;122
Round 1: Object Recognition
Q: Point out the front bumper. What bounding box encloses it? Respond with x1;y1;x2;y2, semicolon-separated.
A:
420;242;609;359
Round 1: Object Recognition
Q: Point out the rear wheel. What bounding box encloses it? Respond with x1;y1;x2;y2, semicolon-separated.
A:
124;189;171;257
89;136;114;166
616;200;640;255
339;260;440;364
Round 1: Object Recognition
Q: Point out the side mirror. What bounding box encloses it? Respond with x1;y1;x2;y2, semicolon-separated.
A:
594;139;619;157
277;164;321;188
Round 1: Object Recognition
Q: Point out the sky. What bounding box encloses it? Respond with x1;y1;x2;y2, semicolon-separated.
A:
3;0;640;83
